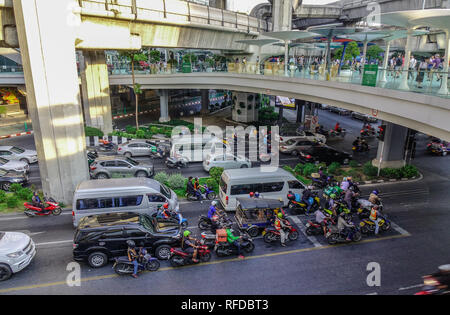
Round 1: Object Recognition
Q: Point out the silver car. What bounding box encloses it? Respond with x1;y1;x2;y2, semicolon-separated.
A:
0;146;38;164
0;232;36;281
0;157;29;174
117;141;156;157
280;138;317;156
203;153;251;172
90;156;154;179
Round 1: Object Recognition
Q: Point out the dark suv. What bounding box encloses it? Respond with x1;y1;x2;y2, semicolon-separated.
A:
73;212;181;268
298;145;352;165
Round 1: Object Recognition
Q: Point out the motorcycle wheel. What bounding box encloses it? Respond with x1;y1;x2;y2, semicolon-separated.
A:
215;246;226;257
381;221;391;231
114;263;132;275
169;255;184;267
201;252;212;262
207;192;217;200
186;193;196;201
305;226;314;236
181;221;188;229
360;225;369;234
24;210;34;217
263;232;275;243
247;226;259;238
198;219;210;230
352;232;362;242
288;230;299;241
146;260;160;272
52;207;62;216
327;234;338;245
243;242;255;253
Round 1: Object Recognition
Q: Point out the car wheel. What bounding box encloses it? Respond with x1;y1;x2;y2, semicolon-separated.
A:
155;245;172;260
291;150;298;156
0;263;12;282
87;252;108;268
20;158;29;164
240;164;248;168
135;171;148;178
95;173;109;180
2;182;11;191
124;152;132;158
443;151;448;156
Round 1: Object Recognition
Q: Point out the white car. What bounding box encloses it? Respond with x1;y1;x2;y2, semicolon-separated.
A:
278;130;326;144
0;146;38;164
203;153;251;172
0;157;29;174
0;232;36;281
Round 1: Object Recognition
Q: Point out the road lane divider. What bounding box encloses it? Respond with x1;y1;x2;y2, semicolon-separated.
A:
290;215;322;248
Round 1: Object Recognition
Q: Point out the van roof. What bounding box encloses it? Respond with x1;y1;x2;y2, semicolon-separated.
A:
75;178;160;193
78;212;139;230
222;167;296;181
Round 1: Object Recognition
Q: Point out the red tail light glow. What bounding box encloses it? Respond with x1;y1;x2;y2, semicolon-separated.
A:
90;167;97;171
306;155;312;159
226;196;229;205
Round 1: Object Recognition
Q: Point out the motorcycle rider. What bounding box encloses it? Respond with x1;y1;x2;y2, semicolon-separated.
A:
254;192;260;198
158;203;171;219
226;228;244;259
194;177;203;203
327;194;338;216
208;201;221;233
127;240;139;278
337;212;354;241
340;177;350;191
344;186;356;211
182;230;199;263
352;137;361;151
314;208;329;236
301;187;314;213
368;190;381;205
32;192;45;212
187;176;196;197
274;212;288;247
369;205;382;236
360;139;369;152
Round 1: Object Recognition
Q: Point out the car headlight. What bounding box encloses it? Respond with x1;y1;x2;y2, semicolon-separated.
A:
7;251;23;258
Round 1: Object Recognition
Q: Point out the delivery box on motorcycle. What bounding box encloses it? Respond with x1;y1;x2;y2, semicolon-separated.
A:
216;229;228;243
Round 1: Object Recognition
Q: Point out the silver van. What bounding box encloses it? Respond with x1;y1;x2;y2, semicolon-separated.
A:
72;178;179;227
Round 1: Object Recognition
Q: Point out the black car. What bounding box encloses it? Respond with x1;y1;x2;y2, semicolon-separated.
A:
351;112;378;123
0;168;28;191
298;145;352;165
73;212;182;268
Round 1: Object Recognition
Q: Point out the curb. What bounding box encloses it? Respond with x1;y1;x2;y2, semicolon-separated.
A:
358;172;424;186
0;131;34;140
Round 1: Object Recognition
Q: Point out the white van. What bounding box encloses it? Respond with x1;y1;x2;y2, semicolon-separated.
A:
219;168;307;211
72;178;179;227
170;135;230;162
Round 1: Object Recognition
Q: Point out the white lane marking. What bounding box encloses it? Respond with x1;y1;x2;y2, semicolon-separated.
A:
398;284;423;291
390;221;410;236
366;292;378;295
290;215;322;248
35;240;73;247
0;212;71;221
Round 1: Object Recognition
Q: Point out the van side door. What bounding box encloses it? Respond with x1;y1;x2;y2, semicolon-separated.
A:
147;194;167;212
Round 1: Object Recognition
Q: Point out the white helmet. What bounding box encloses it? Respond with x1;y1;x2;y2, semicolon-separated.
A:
211;201;218;206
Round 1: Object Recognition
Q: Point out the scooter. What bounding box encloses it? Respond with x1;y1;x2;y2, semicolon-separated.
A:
187;185;217;201
113;254;160;276
262;221;299;244
305;216;335;236
326;224;362;245
215;233;255;257
165;156;188;169
169;244;211;267
98;139;116;152
24;198;62;217
153;210;188;228
287;192;321;214
359;213;391;234
198;213;233;232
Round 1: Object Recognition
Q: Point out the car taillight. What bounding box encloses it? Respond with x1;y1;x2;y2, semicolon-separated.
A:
118;147;122;151
72;211;74;217
90;166;96;171
280;137;283;141
306;155;312;159
73;243;78;249
226;196;229;205
206;161;210;165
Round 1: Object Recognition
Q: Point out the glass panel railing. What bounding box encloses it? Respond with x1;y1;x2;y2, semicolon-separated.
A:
0;66;24;74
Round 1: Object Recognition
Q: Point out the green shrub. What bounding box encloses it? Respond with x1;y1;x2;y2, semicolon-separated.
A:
6;196;19;208
209;167;224;185
380;168;402;179
283;165;295;174
150;126;159;134
328;162;341;175
347;169;362;182
9;183;22;193
0;190;7;203
16;188;33;201
85;126;104;137
136;129;145;139
167;174;186;190
363;162;378;177
294;163;305;175
125;126;137;135
154;172;169;184
206;179;216;190
303;163;318;177
402;165;419;178
349;160;359;168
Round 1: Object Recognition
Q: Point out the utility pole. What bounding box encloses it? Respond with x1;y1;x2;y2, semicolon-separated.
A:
422;0;426;10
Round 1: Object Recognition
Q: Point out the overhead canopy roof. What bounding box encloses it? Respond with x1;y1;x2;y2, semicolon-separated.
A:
264;30;319;42
235;39;281;47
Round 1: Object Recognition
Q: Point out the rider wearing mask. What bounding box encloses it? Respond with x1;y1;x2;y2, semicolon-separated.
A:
226;228;244;259
182;230;199;263
127;240;139;278
274;212;288;247
337;212;354;241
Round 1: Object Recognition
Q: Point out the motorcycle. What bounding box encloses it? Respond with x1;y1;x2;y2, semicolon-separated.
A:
187;185;217;201
24;198;62;217
169;244;211;267
359;214;391;234
311;175;335;190
327;129;346;139
305;217;335;236
356;201;383;219
326;224;362;245
287;192;321;214
152;210;188;228
112;254;160;276
415;267;450;295
215;233;255;257
262;221;299;244
165;156;188;169
352;143;370;153
360;129;375;139
98;139;116;152
198;213;233;232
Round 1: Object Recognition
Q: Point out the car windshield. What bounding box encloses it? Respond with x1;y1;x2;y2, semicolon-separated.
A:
160;184;171;199
139;215;154;233
285;139;297;145
0;157;8;165
126;157;139;166
0;232;4;241
10;147;25;154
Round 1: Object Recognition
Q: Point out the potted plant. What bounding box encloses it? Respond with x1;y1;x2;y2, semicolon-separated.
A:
205;57;215;73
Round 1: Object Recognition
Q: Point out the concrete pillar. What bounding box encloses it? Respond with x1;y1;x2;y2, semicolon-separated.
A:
159;90;170;123
399;29;413;91
380;40;391;83
201;89;210;114
273;0;292;32
14;0;89;204
372;122;408;169
80;51;113;134
438;31;449;95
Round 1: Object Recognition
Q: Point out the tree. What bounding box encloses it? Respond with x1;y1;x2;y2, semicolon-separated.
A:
334;41;361;62
119;49;148;130
367;45;384;63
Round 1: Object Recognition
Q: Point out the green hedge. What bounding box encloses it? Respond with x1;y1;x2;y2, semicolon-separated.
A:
85;126;104;137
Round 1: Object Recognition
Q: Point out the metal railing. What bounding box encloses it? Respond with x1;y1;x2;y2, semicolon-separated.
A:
79;0;270;33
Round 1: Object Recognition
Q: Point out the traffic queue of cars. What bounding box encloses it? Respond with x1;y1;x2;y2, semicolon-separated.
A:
0;146;37;191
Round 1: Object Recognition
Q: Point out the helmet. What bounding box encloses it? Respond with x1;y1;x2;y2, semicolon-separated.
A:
255;192;260;197
339;211;346;217
330;193;336;199
126;240;135;248
211;201;218;206
319;166;323;171
277;212;283;219
249;192;254;197
372;190;379;195
163;203;169;209
372;205;379;210
347;176;352;181
183;230;191;238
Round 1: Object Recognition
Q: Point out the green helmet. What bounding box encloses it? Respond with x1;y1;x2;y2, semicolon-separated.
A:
183;230;191;237
330;193;336;199
277;212;283;219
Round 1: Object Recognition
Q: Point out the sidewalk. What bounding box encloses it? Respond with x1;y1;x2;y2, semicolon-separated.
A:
0;122;33;138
